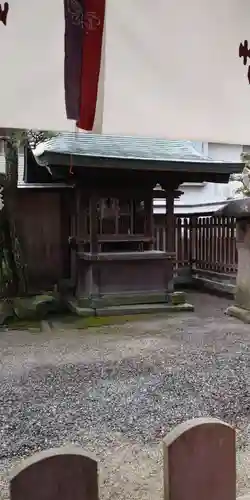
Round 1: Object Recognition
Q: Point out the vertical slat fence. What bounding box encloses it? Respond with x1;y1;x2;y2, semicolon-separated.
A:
153;213;237;274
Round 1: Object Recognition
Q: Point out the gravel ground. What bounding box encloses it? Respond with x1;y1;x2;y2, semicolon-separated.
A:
0;292;250;499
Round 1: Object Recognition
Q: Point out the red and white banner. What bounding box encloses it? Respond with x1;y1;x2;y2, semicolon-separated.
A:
65;0;105;131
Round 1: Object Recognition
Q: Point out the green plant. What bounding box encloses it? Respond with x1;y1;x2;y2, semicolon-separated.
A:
231;152;250;197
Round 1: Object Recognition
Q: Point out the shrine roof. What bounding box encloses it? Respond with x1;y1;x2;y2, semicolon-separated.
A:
32;133;242;180
34;133;213;163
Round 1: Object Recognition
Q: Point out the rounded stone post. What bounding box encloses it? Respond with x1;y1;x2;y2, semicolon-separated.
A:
163;417;236;500
227;218;250;321
10;446;99;500
215;197;250;322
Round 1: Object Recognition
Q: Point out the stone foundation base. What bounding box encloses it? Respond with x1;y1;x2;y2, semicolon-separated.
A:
226;305;250;323
68;298;194;317
95;302;194;317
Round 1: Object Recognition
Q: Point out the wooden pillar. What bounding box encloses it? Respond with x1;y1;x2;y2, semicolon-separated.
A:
69;188;77;286
165;190;175;293
144;191;154;250
75;189;89;243
89;194;99;253
189;216;195;269
60;190;71;279
89;193;99;297
76;189;81;241
166;190;175;254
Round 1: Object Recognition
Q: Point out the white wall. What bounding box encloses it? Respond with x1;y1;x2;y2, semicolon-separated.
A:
0;140;5;174
206;142;243;203
208;142;243;162
154;142;244;214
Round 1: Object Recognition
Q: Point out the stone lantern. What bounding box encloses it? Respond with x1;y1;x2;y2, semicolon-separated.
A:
217;197;250;322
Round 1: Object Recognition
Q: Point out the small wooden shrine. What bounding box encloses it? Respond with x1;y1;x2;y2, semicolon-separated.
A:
19;134;241;313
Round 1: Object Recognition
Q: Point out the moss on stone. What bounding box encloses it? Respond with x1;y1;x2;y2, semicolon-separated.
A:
74;314;153;329
13;294;61;320
6;318;42;331
170;291;186;305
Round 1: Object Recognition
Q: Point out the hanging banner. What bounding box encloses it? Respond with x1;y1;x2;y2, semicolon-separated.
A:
0;0;105;132
103;0;250;145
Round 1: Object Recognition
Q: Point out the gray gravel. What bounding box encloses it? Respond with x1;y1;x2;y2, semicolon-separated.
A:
0;292;250;499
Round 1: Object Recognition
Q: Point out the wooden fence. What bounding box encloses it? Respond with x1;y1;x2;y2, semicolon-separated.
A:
7;417;241;500
154;214;238;274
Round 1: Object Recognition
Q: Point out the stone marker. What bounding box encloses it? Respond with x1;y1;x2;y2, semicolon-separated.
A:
163;417;236;500
234;219;250;309
10;446;99;500
216;198;250;322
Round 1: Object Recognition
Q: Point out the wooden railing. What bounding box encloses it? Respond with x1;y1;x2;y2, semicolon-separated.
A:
154;214;237;274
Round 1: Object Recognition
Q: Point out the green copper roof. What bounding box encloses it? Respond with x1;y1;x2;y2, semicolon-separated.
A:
34;133;214;163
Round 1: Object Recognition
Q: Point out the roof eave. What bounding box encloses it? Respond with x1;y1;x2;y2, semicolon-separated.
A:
38;151;242;175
